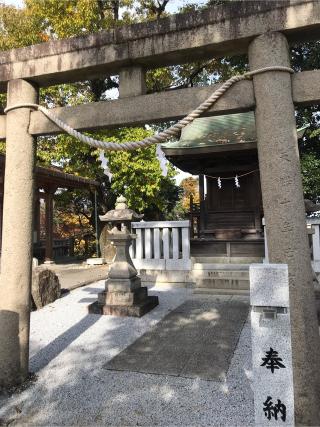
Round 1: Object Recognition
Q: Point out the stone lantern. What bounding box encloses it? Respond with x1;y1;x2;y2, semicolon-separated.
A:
88;195;159;317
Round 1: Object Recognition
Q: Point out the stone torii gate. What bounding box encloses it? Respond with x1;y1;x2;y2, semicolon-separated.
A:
0;1;319;424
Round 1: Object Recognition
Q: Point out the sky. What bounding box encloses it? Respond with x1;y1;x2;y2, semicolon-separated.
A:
2;0;22;6
1;0;199;183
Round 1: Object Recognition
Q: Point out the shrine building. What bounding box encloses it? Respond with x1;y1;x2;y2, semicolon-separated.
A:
162;112;307;260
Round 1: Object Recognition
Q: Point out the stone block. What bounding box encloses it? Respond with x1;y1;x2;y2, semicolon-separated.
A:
166;259;192;271
108;260;137;279
250;263;289;307
97;290;106;305
106;275;141;292
138;269;192;285
119;66;146;98
32;266;61;309
97;287;148;307
88;295;158;317
133;259;166;270
250;263;294;426
251;310;294;426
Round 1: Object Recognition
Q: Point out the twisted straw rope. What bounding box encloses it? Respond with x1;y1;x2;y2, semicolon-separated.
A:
206;169;259;180
4;66;293;151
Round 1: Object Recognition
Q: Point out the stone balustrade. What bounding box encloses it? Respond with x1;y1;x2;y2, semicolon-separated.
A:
307;219;320;272
264;217;320;272
130;221;191;271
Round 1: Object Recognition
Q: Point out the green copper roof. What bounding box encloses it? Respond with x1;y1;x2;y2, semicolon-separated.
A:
162;112;308;150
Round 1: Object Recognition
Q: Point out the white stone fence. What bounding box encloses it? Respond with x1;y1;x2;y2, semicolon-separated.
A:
130;221;191;271
307;218;320;273
131;218;320;273
264;218;320;272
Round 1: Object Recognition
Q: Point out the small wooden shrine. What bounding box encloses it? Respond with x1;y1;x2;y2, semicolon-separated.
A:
162;112;307;259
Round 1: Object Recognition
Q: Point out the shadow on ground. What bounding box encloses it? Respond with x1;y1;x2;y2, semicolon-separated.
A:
30;314;101;371
0;288;253;426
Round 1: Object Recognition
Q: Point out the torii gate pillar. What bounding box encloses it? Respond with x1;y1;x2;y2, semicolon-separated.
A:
0;79;38;387
249;32;320;425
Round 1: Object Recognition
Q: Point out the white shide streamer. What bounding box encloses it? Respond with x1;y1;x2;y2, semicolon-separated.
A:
98;150;113;181
156;144;168;177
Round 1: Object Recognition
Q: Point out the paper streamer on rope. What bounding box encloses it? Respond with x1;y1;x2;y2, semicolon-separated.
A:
99;150;113;181
156;144;168;177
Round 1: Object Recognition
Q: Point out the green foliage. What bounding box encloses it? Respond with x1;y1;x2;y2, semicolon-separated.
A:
0;0;183;238
291;41;320;199
134;0;169;20
292;42;320;151
301;152;320;202
92;127;180;216
1;0;320;221
0;3;43;49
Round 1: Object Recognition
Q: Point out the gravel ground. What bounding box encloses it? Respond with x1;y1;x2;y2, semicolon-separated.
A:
0;282;254;426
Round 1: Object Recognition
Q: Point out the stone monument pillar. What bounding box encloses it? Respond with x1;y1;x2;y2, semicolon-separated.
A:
250;264;294;426
88;196;159;317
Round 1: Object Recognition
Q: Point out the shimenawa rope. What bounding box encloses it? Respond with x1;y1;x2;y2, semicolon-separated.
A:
206;169;259;180
4;66;293;152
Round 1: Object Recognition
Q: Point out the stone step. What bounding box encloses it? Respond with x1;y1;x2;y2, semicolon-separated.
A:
192;263;250;291
193;263;250;271
193;287;250;296
192;256;263;264
195;278;249;290
192;270;249;279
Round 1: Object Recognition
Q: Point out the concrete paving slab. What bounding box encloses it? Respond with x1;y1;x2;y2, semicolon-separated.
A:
182;351;229;381
144;348;191;376
104;297;248;381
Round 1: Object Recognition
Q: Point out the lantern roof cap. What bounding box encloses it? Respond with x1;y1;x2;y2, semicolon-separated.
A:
99;195;143;222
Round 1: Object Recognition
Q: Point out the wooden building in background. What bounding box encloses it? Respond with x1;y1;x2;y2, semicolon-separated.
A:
0;154;98;263
163;112;307;260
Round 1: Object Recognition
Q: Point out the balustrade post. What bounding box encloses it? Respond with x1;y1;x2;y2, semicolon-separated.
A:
153;228;160;259
262;217;269;263
135;228;143;259
172;228;179;259
311;223;320;272
144;228;152;259
162;227;170;260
